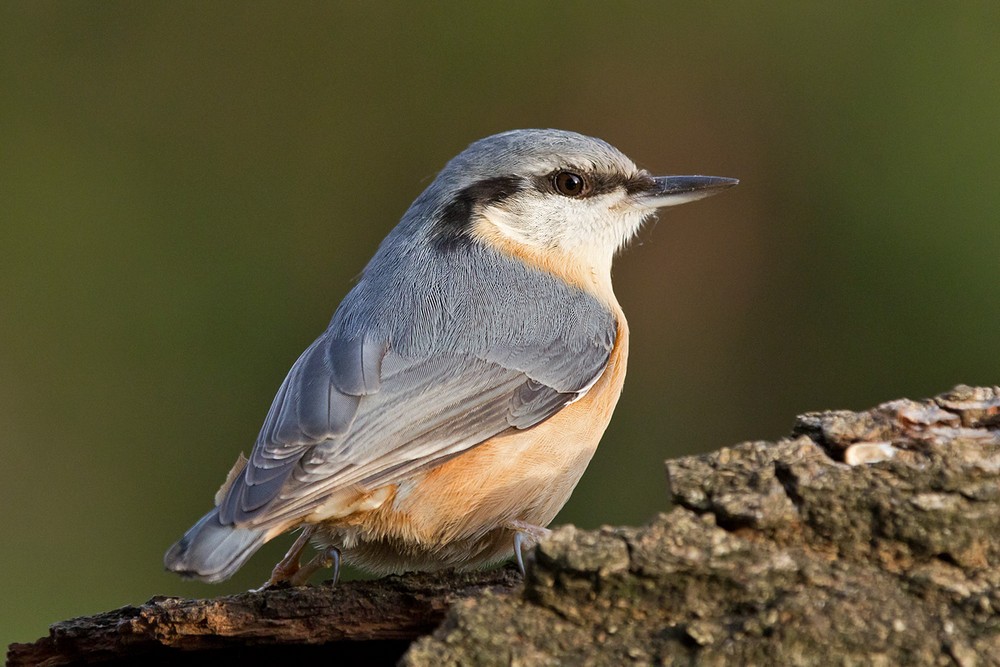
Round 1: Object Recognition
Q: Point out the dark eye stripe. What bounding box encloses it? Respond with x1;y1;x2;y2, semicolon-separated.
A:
534;171;654;198
431;169;656;249
433;175;524;248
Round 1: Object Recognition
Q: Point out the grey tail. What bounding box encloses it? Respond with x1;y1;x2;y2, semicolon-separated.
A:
163;508;269;583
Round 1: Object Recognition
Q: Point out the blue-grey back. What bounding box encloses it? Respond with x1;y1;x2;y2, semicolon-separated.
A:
330;232;616;391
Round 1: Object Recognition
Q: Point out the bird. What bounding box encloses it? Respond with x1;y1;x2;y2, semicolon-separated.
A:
164;128;737;585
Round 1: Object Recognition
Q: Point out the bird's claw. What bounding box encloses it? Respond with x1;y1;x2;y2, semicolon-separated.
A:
290;547;341;587
507;521;551;576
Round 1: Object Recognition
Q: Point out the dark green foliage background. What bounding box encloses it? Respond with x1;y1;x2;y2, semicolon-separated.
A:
3;2;998;648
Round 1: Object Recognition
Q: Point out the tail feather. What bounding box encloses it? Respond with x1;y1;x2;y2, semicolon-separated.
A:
164;508;269;583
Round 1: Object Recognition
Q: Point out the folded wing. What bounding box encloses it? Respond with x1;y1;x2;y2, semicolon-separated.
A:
218;322;615;528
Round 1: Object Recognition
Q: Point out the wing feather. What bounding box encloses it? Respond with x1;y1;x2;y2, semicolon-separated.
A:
218;242;618;527
219;336;378;523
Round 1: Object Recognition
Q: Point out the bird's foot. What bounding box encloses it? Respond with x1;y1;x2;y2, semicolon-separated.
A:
289;547;341;587
256;525;315;590
505;520;552;576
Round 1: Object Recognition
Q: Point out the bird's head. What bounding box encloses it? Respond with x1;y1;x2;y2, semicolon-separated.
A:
419;129;736;281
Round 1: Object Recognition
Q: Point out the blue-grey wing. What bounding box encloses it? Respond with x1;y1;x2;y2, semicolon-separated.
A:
217;325;615;526
218;334;381;523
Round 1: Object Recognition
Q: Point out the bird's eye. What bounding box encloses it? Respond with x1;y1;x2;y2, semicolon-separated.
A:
553;171;589;197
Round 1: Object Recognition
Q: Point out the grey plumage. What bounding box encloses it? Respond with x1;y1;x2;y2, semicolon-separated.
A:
165;130;626;580
162;508;268;583
218;238;617;527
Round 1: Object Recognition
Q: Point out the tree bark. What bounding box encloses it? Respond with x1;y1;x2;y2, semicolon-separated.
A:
6;569;521;667
8;385;1000;667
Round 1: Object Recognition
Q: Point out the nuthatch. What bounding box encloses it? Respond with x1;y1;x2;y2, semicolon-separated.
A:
164;129;737;585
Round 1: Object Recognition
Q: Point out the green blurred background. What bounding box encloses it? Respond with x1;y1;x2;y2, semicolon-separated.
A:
3;1;999;649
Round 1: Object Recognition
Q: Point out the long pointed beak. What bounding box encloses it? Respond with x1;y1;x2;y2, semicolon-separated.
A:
637;175;739;209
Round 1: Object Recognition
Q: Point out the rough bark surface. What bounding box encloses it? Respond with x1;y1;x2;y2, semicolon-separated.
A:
6;570;521;666
9;385;1000;667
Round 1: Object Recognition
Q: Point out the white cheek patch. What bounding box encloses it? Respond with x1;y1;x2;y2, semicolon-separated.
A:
479;190;644;263
483;209;536;246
